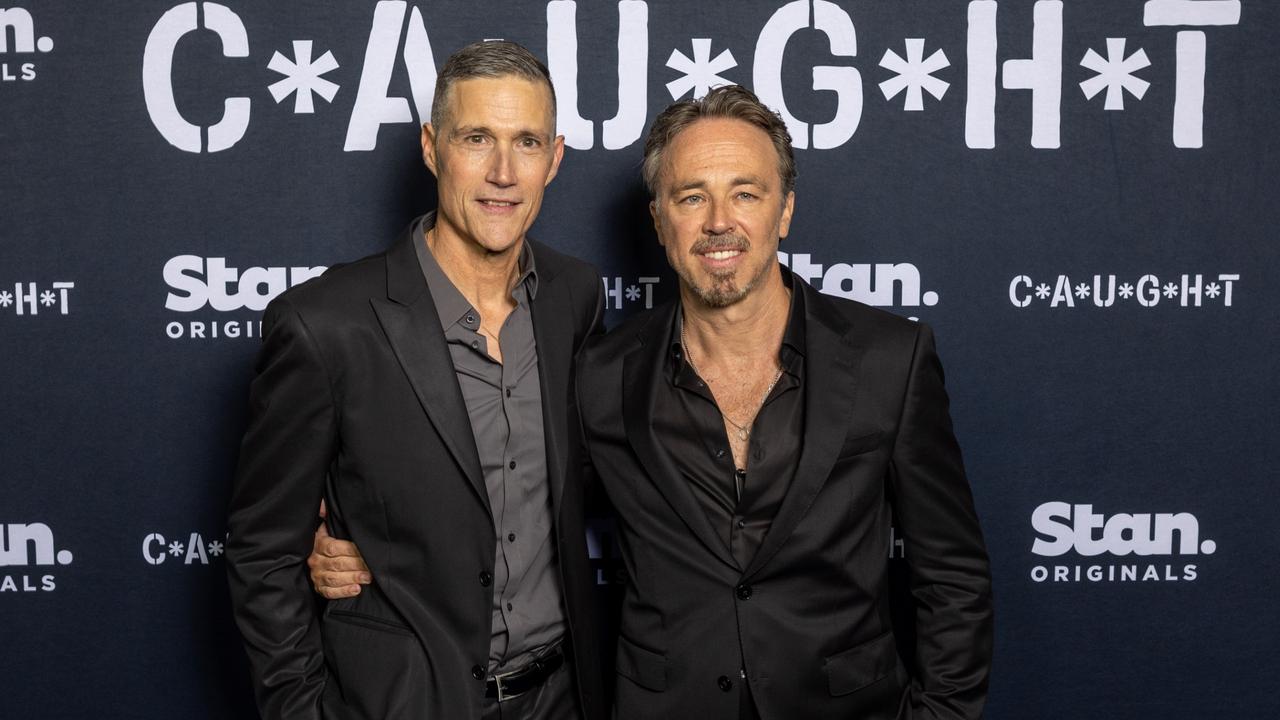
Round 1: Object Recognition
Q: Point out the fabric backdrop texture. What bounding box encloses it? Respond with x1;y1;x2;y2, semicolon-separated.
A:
1;1;1276;718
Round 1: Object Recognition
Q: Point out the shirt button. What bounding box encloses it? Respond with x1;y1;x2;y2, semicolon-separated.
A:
715;448;726;459
506;602;513;611
465;314;476;325
507;532;516;542
470;340;480;350
479;570;493;587
505;387;512;398
717;675;733;692
735;584;753;600
736;519;746;529
509;460;517;470
471;665;485;680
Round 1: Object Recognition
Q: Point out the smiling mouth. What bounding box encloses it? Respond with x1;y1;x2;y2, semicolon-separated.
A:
701;249;742;260
478;199;519;207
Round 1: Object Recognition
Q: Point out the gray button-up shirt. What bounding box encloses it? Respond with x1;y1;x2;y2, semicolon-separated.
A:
413;213;564;672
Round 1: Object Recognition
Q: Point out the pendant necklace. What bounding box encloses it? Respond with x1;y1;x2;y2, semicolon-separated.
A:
681;321;783;442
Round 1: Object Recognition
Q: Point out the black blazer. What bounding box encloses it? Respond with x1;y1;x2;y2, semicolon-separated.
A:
577;273;993;720
227;218;606;720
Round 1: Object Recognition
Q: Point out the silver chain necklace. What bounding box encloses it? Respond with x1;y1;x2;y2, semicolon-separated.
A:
681;321;784;442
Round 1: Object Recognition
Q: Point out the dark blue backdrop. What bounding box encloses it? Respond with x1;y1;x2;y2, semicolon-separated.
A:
3;1;1277;717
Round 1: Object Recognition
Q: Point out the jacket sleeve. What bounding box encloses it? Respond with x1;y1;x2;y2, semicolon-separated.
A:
226;297;337;720
888;323;994;720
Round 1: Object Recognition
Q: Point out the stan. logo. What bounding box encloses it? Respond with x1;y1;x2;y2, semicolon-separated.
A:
0;7;53;82
0;522;73;592
779;251;938;316
163;255;325;340
1029;501;1214;584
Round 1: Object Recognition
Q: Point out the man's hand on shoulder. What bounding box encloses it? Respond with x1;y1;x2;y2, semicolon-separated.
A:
308;500;371;600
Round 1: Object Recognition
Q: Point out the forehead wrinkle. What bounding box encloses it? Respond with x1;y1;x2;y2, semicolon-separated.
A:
443;78;555;135
449;124;492;137
448;124;553;142
668;174;771;194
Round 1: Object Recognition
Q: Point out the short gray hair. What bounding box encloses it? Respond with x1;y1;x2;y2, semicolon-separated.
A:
431;40;556;130
642;85;796;198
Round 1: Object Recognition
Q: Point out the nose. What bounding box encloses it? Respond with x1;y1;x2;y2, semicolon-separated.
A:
702;198;733;236
486;145;516;187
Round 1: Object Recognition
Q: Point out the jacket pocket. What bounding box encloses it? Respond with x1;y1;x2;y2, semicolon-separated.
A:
321;608;427;719
615;635;667;692
327;609;415;636
823;630;899;696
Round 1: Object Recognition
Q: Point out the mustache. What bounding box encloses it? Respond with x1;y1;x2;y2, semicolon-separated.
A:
689;235;750;255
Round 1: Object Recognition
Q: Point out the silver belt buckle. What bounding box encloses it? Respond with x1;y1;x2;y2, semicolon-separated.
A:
492;667;522;703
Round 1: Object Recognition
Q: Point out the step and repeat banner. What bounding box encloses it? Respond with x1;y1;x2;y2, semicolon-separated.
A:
3;1;1277;717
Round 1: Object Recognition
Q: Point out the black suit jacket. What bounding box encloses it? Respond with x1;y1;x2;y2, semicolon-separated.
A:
577;273;993;720
227;218;606;720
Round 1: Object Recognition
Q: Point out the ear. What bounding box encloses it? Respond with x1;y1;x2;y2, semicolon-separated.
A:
421;123;439;177
777;190;795;239
544;134;566;186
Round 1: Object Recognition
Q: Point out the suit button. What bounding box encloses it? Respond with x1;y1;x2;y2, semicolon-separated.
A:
717;675;733;692
479;570;493;587
735;584;752;600
471;665;485;680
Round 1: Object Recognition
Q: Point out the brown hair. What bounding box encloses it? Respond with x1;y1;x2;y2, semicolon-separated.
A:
431;40;556;130
642;85;796;198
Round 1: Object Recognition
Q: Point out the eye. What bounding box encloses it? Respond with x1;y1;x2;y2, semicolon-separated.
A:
464;134;489;145
518;136;542;148
736;191;758;201
678;194;704;206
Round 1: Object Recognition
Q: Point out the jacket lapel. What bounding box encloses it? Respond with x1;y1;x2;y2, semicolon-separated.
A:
742;280;861;580
622;303;738;570
371;222;489;516
528;244;570;520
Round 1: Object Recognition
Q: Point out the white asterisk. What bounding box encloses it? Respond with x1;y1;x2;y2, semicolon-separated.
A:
1205;282;1221;298
1080;38;1150;111
1034;284;1051;300
168;541;185;557
879;39;950;111
207;540;225;557
1074;283;1091;299
1162;282;1179;298
0;291;12;307
666;39;737;100
39;290;56;307
625;285;641;302
1118;283;1135;299
268;40;340;114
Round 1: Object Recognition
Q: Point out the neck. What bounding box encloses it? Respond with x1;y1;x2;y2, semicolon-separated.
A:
680;267;790;367
425;222;522;309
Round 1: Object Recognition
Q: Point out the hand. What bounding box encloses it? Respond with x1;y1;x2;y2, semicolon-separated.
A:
308;499;372;599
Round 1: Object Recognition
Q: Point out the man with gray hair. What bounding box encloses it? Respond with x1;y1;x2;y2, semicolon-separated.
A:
227;40;606;720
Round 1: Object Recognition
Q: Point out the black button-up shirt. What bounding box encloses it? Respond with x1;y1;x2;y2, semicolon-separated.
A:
655;270;807;569
413;213;564;672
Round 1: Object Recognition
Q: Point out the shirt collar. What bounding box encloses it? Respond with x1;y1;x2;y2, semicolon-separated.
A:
413;211;539;331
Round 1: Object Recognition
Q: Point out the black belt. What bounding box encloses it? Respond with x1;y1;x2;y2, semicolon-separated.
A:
484;649;565;702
